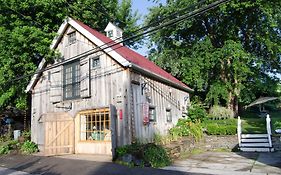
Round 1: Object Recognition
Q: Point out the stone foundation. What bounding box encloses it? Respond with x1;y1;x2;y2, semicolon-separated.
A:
164;135;238;160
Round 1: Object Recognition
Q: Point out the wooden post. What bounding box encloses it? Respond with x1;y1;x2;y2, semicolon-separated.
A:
266;114;272;147
110;104;117;160
237;116;242;147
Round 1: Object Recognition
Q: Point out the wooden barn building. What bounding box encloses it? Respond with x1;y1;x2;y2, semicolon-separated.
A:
25;17;193;157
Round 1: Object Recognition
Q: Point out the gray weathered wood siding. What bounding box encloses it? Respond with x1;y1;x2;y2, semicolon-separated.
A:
129;72;190;143
31;26;131;150
31;25;190;153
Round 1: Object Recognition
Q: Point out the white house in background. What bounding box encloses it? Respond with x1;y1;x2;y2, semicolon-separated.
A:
25;17;193;157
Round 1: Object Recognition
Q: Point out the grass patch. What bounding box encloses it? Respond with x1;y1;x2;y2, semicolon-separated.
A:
240;110;281;133
212;147;231;152
241;118;267;133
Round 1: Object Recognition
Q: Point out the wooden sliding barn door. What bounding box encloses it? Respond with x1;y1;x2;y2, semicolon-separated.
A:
44;113;74;156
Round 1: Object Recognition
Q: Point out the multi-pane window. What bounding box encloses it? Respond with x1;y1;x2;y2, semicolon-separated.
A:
68;32;76;45
107;30;113;38
80;109;111;142
63;61;80;100
92;57;100;68
166;109;172;122
149;107;156;122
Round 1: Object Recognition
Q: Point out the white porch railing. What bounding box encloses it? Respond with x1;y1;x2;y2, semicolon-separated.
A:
237;116;242;147
266;114;272;147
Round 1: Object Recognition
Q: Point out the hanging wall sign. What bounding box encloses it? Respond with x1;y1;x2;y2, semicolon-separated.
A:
142;102;149;125
119;109;123;120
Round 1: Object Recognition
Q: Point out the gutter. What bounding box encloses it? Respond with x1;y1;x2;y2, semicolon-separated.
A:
129;63;194;93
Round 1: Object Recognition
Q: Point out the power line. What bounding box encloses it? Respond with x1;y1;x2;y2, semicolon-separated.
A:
3;0;232;86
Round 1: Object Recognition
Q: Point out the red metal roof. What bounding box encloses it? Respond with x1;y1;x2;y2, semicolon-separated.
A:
75;20;191;90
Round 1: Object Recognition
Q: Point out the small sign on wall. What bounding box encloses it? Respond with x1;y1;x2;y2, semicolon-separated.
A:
142;102;149;125
119;109;123;120
116;94;122;103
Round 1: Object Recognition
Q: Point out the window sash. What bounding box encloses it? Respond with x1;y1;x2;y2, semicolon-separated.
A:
149;107;156;122
63;61;80;100
166;109;172;122
107;30;113;37
68;32;76;45
92;57;100;68
80;109;111;142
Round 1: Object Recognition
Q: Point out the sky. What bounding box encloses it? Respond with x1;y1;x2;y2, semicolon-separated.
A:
131;0;166;56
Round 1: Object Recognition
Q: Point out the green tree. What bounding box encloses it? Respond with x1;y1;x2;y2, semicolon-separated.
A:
146;0;281;115
0;0;139;110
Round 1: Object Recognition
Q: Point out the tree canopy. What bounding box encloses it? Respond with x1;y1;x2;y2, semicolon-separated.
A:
0;0;139;110
146;0;281;114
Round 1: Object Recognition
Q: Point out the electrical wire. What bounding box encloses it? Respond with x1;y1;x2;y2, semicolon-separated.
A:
2;0;232;86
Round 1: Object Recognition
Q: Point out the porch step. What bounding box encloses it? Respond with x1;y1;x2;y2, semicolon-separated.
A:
241;134;268;138
240;142;270;147
239;133;273;152
241;138;268;143
239;147;274;152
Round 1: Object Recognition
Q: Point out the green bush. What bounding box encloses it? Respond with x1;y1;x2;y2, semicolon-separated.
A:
0;145;10;154
170;119;190;137
116;145;129;157
116;143;171;168
143;144;171;168
189;121;203;141
21;131;31;140
204;119;237;135
20;140;38;154
274;121;281;129
0;140;19;154
209;105;234;120
188;103;208;122
169;118;204;142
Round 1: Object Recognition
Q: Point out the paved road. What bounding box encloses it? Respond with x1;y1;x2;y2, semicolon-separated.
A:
0;167;34;175
0;154;203;175
0;152;281;175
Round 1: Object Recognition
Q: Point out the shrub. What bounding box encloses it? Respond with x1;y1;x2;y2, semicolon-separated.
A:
189;121;203;142
154;133;175;145
188;103;208;122
116;145;129;157
274;121;281;130
21;131;31;140
209;105;234;120
0;145;10;154
169;119;204;142
20;140;38;154
116;143;171;168
204;119;237;135
172;118;191;136
0;140;19;154
143;144;171;168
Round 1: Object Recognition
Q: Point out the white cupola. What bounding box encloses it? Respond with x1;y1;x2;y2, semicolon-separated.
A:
104;22;123;44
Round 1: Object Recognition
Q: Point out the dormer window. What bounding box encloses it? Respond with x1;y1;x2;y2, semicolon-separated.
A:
68;32;76;45
104;22;123;44
107;30;113;38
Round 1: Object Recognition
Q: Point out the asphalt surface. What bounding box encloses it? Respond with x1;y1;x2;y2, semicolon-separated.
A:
0;153;203;175
1;152;281;175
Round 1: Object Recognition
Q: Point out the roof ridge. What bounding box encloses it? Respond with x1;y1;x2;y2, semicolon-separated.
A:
74;19;193;92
